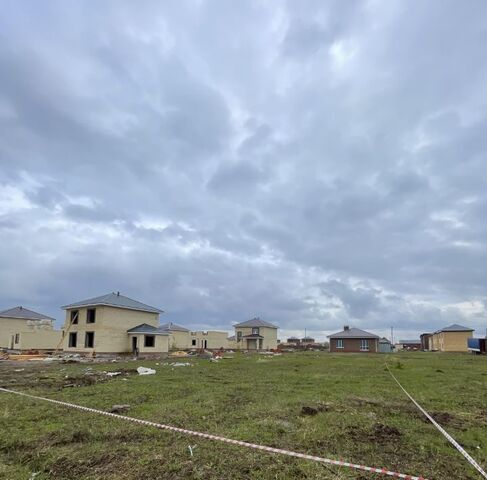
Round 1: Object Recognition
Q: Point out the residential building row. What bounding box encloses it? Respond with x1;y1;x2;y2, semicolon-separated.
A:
2;295;482;356
327;324;480;353
0;292;278;356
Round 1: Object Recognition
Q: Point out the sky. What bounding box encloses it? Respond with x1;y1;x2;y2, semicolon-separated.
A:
1;0;487;341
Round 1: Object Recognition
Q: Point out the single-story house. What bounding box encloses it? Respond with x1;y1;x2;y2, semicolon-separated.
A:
378;337;393;353
159;322;191;350
0;306;61;351
301;336;316;346
328;326;379;353
234;318;278;350
430;324;474;352
61;292;167;356
396;340;421;351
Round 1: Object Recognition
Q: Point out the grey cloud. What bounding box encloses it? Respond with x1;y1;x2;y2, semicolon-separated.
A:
1;0;487;339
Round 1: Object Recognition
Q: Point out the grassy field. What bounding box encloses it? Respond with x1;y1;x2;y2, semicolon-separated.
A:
0;352;486;480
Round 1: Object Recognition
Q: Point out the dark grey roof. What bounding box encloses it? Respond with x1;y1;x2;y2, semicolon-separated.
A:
61;292;163;314
437;323;474;332
399;340;421;344
158;322;189;332
0;306;55;321
127;323;169;335
234;317;278;328
328;327;379;339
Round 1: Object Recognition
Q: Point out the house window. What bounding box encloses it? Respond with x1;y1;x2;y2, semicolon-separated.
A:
87;308;96;324
15;334;19;344
144;335;155;347
68;332;77;348
192;339;197;346
336;339;344;349
237;331;242;341
85;332;95;348
360;339;369;351
252;327;259;335
70;310;79;324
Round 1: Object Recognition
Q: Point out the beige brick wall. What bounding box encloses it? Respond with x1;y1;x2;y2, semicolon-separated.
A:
15;330;63;351
433;331;472;352
128;333;169;354
190;331;229;349
168;330;190;350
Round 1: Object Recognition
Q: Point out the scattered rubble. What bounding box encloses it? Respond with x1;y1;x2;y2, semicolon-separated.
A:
109;404;131;413
137;366;156;375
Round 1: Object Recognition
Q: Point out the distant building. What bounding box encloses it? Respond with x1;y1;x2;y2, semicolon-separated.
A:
396;340;421;351
159;322;191;350
190;330;228;350
234;317;278;350
378;337;393;353
430;324;474;352
301;336;315;346
420;333;433;350
0;306;61;351
328;326;379;353
286;336;301;345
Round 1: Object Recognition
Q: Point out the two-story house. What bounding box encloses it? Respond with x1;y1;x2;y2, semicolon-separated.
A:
233;317;278;350
61;292;168;356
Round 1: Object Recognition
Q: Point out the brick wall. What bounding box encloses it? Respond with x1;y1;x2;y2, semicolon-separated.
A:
330;338;378;353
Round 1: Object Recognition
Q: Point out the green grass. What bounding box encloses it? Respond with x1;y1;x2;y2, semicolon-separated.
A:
0;352;486;479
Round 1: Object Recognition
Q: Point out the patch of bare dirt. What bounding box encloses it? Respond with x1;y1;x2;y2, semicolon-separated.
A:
347;423;402;444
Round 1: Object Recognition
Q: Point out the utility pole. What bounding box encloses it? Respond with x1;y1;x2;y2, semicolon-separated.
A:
390;326;394;345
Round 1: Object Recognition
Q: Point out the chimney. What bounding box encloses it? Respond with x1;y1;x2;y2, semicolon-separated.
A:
117;291;120;296
344;325;350;331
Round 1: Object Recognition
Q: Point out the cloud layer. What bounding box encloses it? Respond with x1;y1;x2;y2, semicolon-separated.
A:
1;0;487;340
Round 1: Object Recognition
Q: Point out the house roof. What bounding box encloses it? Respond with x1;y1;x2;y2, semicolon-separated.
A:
287;336;300;340
436;323;474;333
302;337;315;341
242;334;264;339
398;340;421;344
227;335;236;341
234;317;278;329
328;327;379;339
158;322;190;332
127;323;169;335
0;306;55;321
379;337;391;343
61;292;163;314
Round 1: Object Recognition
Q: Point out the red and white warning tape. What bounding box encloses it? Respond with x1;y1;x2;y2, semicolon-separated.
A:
385;364;487;479
0;387;427;479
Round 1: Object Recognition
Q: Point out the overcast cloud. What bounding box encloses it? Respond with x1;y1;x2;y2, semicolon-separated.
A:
1;0;487;341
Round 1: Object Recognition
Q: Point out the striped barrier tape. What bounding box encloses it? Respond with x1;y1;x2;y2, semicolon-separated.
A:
385;363;487;479
0;387;427;479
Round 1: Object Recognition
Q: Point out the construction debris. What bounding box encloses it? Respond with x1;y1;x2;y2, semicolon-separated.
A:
109;404;131;413
106;371;121;377
170;362;191;367
137;366;156;375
